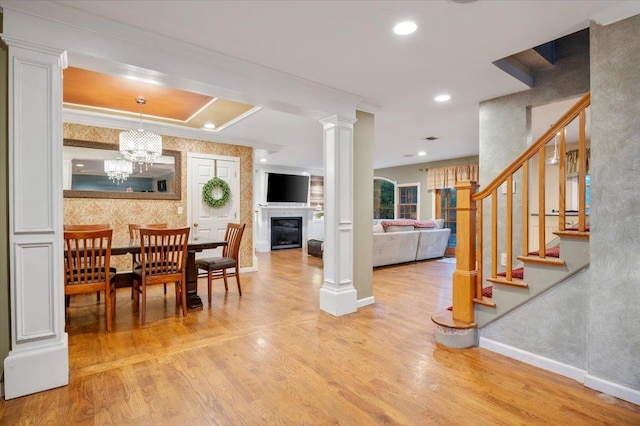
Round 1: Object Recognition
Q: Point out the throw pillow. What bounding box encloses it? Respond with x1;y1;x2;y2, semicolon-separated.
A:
373;223;384;233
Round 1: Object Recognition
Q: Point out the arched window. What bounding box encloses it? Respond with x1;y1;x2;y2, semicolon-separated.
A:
373;177;396;220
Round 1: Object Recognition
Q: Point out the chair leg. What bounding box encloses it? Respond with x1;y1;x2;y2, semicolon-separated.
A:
222;269;229;292
133;279;139;313
140;282;147;326
236;269;242;296
103;283;111;332
207;271;213;304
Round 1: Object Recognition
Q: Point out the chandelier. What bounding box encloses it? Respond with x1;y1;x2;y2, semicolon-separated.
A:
119;97;162;170
104;157;133;185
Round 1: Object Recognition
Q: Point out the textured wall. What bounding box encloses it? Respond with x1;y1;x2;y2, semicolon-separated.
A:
482;269;589;368
589;15;640;392
478;30;590;275
63;123;254;271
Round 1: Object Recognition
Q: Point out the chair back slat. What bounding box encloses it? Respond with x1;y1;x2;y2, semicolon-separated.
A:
128;223;168;240
139;227;190;276
223;223;246;261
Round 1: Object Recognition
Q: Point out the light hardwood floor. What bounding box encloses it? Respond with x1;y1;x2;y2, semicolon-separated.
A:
1;249;639;424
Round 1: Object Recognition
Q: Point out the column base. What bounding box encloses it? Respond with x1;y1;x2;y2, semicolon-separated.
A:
3;333;69;399
319;284;357;316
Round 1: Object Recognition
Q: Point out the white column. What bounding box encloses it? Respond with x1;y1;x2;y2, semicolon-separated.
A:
319;115;358;316
2;36;68;399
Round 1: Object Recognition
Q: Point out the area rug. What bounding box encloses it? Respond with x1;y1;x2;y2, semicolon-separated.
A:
436;257;456;264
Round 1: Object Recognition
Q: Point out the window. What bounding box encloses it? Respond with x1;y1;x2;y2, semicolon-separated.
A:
397;184;418;219
435;188;457;255
373;177;395;219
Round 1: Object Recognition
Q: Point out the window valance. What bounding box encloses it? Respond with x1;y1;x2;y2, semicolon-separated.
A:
426;163;479;191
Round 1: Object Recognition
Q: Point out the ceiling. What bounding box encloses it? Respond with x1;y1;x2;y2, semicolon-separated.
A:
7;0;636;171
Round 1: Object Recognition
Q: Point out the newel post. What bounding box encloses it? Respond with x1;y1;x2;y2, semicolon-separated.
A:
452;180;479;324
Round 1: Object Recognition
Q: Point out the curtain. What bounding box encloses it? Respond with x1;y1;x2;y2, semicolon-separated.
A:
426;163;479;191
566;149;590;177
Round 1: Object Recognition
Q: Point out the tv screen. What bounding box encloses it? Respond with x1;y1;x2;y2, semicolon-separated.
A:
266;173;309;203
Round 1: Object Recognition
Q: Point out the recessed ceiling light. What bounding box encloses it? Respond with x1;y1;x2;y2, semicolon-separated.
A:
259;158;267;163
418;151;426;156
394;21;417;35
435;94;451;102
76;163;84;167
203;122;216;129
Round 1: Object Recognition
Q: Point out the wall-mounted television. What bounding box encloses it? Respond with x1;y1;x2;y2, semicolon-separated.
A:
266;173;309;203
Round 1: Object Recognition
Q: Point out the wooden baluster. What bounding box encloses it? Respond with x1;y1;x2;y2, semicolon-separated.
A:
522;163;528;256
491;189;498;278
559;128;567;231
452;180;479;324
578;109;587;232
506;175;513;281
538;146;546;258
476;198;483;300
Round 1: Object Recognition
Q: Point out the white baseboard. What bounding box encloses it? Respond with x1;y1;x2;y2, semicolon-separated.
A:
479;337;587;383
357;296;374;308
584;374;640;406
3;334;69;399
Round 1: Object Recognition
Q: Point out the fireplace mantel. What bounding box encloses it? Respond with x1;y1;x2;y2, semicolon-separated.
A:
256;206;315;252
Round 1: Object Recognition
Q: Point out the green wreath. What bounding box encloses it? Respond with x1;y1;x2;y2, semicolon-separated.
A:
202;177;231;208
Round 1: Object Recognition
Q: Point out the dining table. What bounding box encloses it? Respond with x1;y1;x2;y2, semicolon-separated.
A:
110;235;227;309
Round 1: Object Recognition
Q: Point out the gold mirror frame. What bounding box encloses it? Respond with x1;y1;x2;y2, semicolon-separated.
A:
63;138;182;200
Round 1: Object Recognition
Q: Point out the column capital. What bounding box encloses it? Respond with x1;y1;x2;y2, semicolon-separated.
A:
319;114;357;127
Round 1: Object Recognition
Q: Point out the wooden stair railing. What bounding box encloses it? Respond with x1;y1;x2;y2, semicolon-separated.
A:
449;93;591;325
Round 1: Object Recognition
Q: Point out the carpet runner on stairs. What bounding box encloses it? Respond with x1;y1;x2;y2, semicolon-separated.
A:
497;267;524;280
527;245;560;257
447;286;492;311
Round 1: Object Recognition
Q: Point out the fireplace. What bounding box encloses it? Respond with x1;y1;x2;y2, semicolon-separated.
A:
271;217;302;250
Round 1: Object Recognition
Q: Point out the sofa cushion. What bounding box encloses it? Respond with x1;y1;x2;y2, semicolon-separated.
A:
373;223;384;234
385;225;415;233
415;228;451;261
413;220;436;228
380;219;417;231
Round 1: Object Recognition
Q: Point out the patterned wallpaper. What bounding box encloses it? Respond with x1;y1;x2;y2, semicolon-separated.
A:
63;123;254;271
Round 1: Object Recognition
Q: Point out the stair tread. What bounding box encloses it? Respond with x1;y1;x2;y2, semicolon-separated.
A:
497;267;524;280
527;246;560;257
517;255;566;266
473;296;495;308
431;311;476;329
486;276;529;288
554;230;590;239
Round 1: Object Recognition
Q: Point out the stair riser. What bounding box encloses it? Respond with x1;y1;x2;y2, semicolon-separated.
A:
475;238;589;328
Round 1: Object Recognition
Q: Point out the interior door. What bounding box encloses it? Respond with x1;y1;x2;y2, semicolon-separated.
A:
188;154;240;258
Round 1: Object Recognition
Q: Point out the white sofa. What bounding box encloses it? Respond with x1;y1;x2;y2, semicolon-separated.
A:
372;220;451;268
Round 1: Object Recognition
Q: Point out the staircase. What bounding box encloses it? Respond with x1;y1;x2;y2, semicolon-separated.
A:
432;93;591;348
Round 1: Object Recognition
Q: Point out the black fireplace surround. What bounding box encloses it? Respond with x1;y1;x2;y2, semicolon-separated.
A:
271;217;302;250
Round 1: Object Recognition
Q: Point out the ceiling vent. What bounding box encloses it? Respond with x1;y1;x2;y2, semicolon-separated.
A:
422;136;438;141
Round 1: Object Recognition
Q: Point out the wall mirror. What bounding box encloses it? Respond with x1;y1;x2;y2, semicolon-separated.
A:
63;139;181;200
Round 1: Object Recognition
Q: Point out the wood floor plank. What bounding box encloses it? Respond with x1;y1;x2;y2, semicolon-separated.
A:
1;249;639;425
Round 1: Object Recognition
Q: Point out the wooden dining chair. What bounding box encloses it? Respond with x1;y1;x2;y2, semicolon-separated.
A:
195;223;246;302
63;228;117;331
64;224;111;301
128;223;168;296
132;227;190;325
